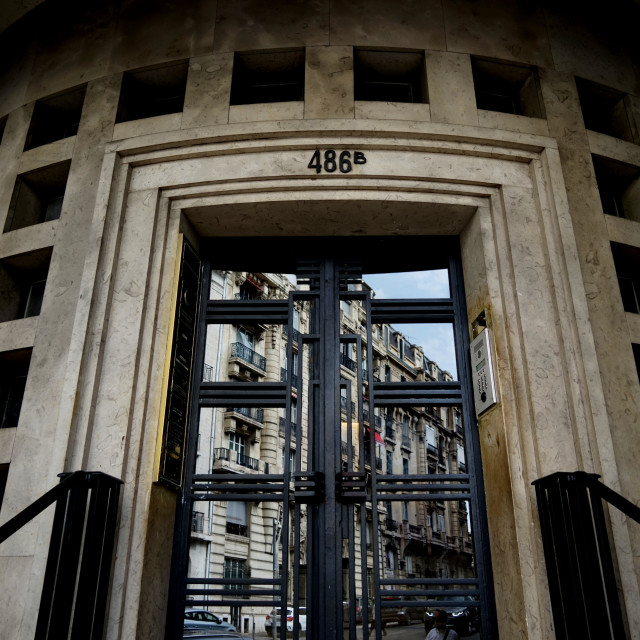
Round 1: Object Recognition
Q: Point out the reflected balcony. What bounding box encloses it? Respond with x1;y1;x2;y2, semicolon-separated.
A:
224;407;264;437
212;447;270;473
228;342;266;380
278;417;298;437
280;367;298;389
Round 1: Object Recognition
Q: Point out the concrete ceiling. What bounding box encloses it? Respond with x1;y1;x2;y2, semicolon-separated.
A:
0;0;43;34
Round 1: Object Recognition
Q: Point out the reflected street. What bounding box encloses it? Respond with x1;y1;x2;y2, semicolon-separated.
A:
254;624;481;639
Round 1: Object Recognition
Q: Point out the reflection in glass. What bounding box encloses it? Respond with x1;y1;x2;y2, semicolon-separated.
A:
186;266;481;637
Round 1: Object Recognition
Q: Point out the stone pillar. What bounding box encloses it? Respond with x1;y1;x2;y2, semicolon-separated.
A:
182;53;233;129
426;51;478;126
305;45;355;119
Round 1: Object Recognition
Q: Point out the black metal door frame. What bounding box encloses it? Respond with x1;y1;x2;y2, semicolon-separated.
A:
166;236;498;640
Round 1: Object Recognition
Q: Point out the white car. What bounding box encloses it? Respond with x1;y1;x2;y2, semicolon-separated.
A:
264;607;307;632
184;609;237;633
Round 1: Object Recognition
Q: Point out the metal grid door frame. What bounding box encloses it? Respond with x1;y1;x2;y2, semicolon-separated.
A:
166;236;498;640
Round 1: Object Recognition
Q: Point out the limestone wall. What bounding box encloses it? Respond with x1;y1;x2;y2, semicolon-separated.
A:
0;2;639;639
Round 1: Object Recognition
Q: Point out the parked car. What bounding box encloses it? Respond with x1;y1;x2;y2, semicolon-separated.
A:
183;630;246;639
376;595;425;626
184;609;237;633
424;596;480;636
396;595;427;625
264;606;307;632
343;599;364;625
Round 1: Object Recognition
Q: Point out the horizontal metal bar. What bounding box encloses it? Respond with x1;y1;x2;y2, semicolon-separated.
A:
191;494;285;502
206;299;289;324
373;381;462;406
375;482;471;492
370;299;454;323
380;590;478;598
377;473;471;481
374;493;471;501
193;473;283;482
186;599;283;608
192;483;287;493
187;589;282;596
187;578;280;585
199;382;287;407
381;578;479;585
380;598;479;608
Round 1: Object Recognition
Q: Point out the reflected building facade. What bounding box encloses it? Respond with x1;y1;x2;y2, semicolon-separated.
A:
187;269;473;632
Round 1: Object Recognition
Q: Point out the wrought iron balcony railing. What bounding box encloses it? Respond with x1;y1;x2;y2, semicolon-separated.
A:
280;367;298;388
278;417;297;436
225;522;249;537
213;447;269;473
230;342;266;371
385;518;399;531
191;511;205;533
340;352;357;372
282;325;301;343
226;406;264;424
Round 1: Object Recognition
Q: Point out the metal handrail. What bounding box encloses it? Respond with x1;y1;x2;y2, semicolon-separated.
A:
0;470;122;640
533;471;640;640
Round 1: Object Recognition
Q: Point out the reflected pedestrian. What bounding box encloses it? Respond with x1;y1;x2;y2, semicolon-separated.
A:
425;610;460;640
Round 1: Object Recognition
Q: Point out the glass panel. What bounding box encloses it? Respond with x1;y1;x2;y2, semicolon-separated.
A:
184;258;486;639
364;269;450;299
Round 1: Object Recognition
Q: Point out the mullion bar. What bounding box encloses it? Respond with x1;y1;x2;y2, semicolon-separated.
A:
370;298;454;323
199;382;287;407
373;381;462;406
365;288;384;640
206;299;289;324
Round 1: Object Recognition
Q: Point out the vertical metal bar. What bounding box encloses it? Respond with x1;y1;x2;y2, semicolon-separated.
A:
35;477;76;640
45;477;90;637
534;472;625;640
587;484;626;637
288;291;301;640
279;291;295;640
70;473;122;640
89;475;122;639
449;248;499;639
318;258;343;638
165;250;206;640
362;288;375;640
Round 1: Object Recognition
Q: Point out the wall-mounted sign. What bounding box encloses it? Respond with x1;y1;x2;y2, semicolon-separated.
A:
470;328;498;416
156;236;201;491
307;149;367;173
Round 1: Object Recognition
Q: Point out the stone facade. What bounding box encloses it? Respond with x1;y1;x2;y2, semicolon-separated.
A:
0;1;639;639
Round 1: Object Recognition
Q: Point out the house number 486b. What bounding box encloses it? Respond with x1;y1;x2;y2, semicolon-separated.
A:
307;149;367;173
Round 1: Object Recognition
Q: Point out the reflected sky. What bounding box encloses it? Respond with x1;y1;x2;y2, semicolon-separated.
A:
364;270;457;377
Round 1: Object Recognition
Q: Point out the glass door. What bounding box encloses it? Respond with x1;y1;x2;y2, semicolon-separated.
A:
168;237;497;640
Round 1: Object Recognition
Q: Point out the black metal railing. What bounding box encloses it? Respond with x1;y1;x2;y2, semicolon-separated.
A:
385;518;399;531
283;325;301;343
340;352;357;372
278;417;297;436
225;522;249;537
191;511;205;533
280;367;298;388
213;447;268;473
230;342;266;371
226;406;264;424
533;471;640;640
0;471;122;640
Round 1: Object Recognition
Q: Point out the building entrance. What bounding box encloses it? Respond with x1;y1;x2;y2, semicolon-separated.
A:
167;237;497;640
